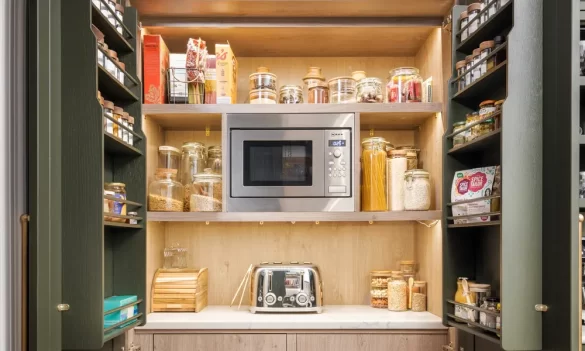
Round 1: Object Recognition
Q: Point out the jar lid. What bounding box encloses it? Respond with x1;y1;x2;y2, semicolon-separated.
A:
455;60;466;69
118;61;125;71
467;3;482;12
127;116;134;123
356;77;382;86
361;136;386;147
303;67;325;81
465;55;473;62
249;71;277;79
495;99;505;106
194;168;222;180
159;146;181;154
459;10;468;19
406;151;417;157
128;211;138;216
472;48;481;57
400;260;415;265
182;141;205;150
328;76;355;84
108;50;118;60
121;112;129;120
480;40;495;50
389;67;420;77
115;3;125;12
389;149;407;157
479;99;496;107
370;270;393;276
404;169;430;178
105;182;126;187
113;106;123;113
309;82;329;89
279;85;303;93
103;100;114;109
454;121;466;127
351;70;367;79
155;168;178;176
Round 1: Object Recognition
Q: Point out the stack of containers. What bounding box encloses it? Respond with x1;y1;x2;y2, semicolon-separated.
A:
249;67;277;104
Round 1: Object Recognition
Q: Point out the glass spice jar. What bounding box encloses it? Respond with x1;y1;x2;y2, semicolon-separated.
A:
191;168;223;212
113;106;123;140
453;121;466;147
494;99;504;129
148;168;184;212
472;48;481;83
207;146;222;174
456;60;466;92
459;11;469;41
479;40;496;76
279;85;303;104
127;116;134;146
103;100;114;135
308;83;329;103
101;0;116;25
387;67;423;103
117;61;126;85
104;182;127;222
121;112;129;144
465;55;473;87
356;78;383;103
370;271;392;308
127;211;138;225
105;50;119;78
388;274;407;311
467;3;482;37
481;0;496;22
362;137;388;212
466;111;481;141
115;3;124;34
403;170;431;211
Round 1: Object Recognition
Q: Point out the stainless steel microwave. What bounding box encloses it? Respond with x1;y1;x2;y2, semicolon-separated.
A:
226;113;355;212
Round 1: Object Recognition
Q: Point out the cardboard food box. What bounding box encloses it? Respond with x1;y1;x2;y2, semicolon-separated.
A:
143;35;169;104
215;43;238;104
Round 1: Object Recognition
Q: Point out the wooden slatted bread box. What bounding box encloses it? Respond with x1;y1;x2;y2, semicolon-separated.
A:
151;268;208;312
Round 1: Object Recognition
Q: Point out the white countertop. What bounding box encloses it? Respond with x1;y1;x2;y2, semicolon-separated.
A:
138;305;446;331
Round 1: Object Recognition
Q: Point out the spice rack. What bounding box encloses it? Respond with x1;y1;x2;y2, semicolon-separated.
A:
442;1;544;349
60;0;146;349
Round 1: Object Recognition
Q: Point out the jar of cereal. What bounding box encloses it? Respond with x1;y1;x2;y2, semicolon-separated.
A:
388;274;407;311
370;271;392;308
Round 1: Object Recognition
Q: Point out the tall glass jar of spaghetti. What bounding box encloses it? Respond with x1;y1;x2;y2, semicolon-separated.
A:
361;137;388;211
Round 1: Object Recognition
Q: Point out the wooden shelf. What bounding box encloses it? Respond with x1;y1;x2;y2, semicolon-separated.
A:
104;133;143;156
104;221;143;229
452;61;507;108
456;0;514;54
143;103;443;130
147;210;442;223
447;129;501;155
448;220;501;228
91;2;134;53
98;65;139;102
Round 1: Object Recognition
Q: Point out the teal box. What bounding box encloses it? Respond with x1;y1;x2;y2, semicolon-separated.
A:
104;295;139;328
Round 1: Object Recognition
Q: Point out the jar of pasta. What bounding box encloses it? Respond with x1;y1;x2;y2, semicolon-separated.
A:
388;274;407;311
361;137;388;211
370;271;392;308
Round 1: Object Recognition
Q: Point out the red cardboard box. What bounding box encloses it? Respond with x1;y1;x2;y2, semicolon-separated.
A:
143;35;169;104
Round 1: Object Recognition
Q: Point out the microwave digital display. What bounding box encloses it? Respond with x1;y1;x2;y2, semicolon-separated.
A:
328;140;346;147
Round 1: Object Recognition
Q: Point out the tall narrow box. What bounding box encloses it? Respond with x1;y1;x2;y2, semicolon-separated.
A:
215;43;238;104
143;35;169;104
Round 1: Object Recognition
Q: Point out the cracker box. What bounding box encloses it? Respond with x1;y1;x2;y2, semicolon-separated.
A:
143;35;169;104
215;43;238;104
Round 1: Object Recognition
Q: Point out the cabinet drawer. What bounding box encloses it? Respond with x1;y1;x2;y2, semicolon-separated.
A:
296;333;448;351
154;334;287;351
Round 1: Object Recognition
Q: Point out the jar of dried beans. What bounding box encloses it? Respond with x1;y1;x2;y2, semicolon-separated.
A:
356;78;383;103
370;271;392;308
403;169;431;211
148;168;184;212
388;274;407;311
387;67;422;103
361;137;388;211
191;168;222;212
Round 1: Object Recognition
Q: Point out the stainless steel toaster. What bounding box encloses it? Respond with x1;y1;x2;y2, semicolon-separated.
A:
249;262;323;313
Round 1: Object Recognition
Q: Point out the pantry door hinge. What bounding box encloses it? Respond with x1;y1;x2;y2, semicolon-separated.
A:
56;304;70;312
534;304;548;312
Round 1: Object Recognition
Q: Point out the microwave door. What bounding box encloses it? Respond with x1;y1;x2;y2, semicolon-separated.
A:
230;129;326;198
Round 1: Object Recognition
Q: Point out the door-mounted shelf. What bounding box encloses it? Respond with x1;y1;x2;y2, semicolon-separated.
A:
91;0;134;53
456;0;514;54
452;60;507;108
98;65;139;102
104;132;143;156
447;129;501;155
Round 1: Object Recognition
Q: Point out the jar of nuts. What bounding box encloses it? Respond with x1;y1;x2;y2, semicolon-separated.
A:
388;274;407;311
370;271;392;308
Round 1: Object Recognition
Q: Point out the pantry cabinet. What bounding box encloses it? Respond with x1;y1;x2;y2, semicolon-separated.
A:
153;334;287;351
294;333;447;351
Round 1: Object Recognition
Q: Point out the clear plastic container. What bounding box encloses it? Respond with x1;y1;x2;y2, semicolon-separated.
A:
279;85;303;104
181;142;207;211
370;271;392;308
404;169;431;211
148;168;184;212
159;146;181;170
190;168;222;212
249;67;277;91
328;76;357;104
207;146;222;174
388;275;407;311
356;78;384;103
250;89;277;104
387;67;423;103
361;137;387;212
308;83;329;103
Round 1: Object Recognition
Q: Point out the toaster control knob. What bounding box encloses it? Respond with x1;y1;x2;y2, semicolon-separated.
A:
265;293;276;305
333;149;342;158
296;293;309;306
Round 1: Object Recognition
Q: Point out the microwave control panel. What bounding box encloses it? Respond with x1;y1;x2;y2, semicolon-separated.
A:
325;129;351;197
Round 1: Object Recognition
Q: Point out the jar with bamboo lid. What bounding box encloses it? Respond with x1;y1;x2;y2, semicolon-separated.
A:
370;270;392;308
113;106;123;140
472;48;481;83
127;116;134;146
456;60;466;92
459;11;469;41
115;3;125;34
388;274;407;311
412;281;427;312
387;150;407;211
467;3;482;36
479;40;496;76
105;50;119;78
361;137;388;212
121;112;129;144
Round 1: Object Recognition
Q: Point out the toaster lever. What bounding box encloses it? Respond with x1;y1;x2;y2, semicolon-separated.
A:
268;271;273;292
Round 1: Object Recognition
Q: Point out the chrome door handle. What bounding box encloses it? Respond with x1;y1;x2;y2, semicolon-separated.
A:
57;304;70;312
535;304;548;312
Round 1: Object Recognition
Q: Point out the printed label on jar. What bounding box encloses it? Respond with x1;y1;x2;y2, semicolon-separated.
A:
112;193;127;215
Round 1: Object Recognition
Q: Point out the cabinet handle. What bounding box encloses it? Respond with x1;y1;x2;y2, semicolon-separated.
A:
57;304;70;312
535;304;549;312
20;214;29;351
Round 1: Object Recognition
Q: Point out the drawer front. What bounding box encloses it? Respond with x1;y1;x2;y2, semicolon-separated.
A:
296;333;448;351
154;334;287;351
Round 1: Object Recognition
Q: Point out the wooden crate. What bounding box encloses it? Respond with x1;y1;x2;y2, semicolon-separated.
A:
151;268;208;312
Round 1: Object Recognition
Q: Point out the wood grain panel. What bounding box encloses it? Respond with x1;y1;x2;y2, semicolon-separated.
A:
163;130;222;149
131;0;453;18
128;330;154;351
154;334;287;351
164;222;416;305
296;333;448;351
143;114;165;186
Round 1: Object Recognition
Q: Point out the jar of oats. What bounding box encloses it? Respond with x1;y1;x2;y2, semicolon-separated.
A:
388;274;407;311
191;168;222;212
370;271;392;308
148;168;184;212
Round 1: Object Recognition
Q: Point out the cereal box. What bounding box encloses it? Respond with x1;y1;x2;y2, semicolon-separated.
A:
451;166;498;224
143;35;169;104
215;43;238;104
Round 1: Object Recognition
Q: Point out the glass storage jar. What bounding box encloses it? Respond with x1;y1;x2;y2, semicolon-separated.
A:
370;271;392;308
412;281;427;312
191;168;222;212
302;67;326;100
329;76;357;103
466;111;481;141
404;169;431;211
351;71;367;82
181;142;207;211
388;274;407;311
479;40;495;76
387;67;423;103
400;260;416;274
456;60;466;92
207;146;222;174
249;89;277;104
494;99;504;129
467;3;482;37
454;277;476;320
115;4;124;34
308;83;329;103
279;85;303;104
472;48;481;83
105;50;119;78
113;106;123;139
480;297;500;329
387;150;407;211
249;67;277;91
127;116;134;146
465;55;473;87
453;121;466;147
481;0;496;22
103;100;114;135
104;182;126;222
459;11;469;41
356;78;383;103
361;137;388;212
159;145;181;170
148;168;184;212
469;283;491;324
121;112;129;143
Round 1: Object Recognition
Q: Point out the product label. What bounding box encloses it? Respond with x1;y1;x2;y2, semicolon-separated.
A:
112;193;126;215
451;166;498;224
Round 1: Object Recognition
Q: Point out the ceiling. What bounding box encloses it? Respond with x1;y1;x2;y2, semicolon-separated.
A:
129;0;453;18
